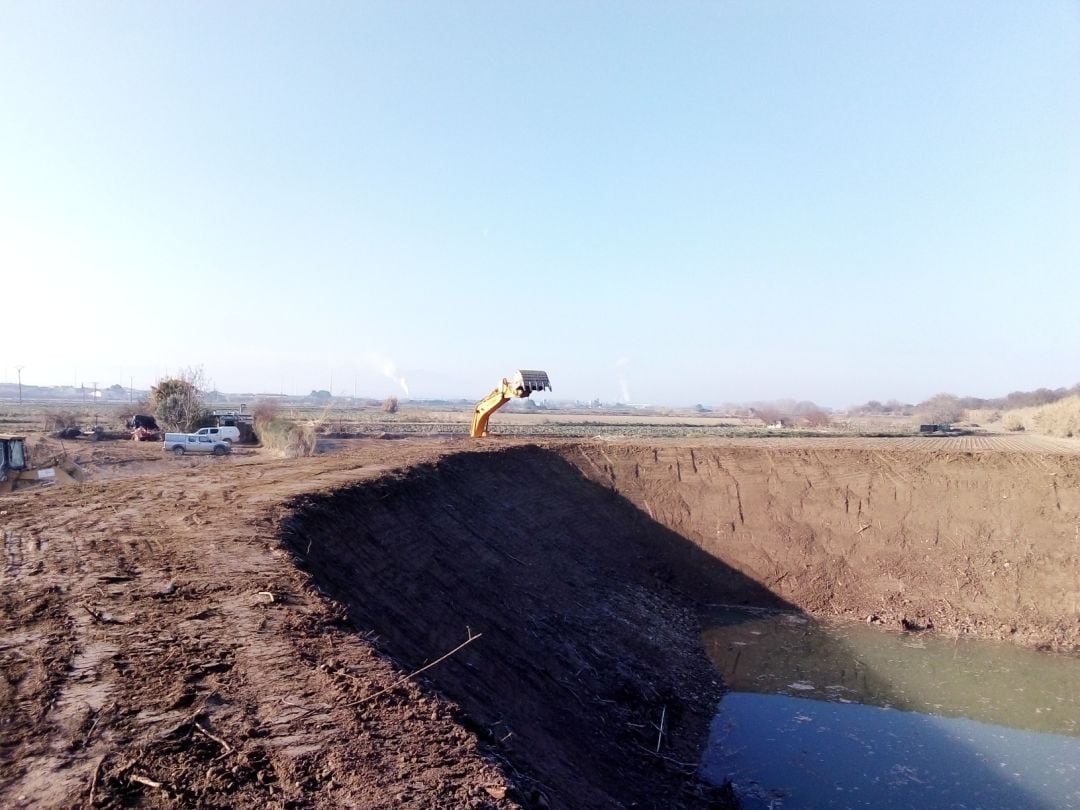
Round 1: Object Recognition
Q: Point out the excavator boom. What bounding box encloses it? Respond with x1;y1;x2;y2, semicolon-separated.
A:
470;370;551;438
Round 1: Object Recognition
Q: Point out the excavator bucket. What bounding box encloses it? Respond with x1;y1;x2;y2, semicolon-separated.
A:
511;370;552;397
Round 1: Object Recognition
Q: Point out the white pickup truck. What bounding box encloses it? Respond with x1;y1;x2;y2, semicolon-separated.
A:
163;433;231;456
194;426;240;444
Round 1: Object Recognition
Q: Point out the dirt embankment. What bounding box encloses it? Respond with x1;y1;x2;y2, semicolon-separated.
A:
282;447;756;809
563;443;1080;650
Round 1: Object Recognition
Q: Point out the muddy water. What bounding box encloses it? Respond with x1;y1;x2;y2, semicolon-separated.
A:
699;607;1080;809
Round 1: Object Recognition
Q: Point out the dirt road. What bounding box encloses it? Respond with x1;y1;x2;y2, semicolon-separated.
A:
1;442;528;809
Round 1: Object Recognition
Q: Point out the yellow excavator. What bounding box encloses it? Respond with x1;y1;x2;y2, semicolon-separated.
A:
0;434;78;494
470;370;551;438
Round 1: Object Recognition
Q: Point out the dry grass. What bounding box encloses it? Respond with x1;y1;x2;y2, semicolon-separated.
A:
999;395;1080;438
49;410;82;431
255;417;317;457
964;408;1002;425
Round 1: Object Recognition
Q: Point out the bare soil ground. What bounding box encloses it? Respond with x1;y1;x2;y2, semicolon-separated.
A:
1;440;526;810
565;441;1080;650
2;434;1077;808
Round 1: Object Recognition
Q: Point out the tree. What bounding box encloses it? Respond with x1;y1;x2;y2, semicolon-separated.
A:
382;396;399;414
753;406;785;426
150;369;207;432
917;393;964;424
799;408;831;427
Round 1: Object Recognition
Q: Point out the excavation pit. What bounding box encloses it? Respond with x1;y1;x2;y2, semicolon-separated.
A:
283;442;1080;808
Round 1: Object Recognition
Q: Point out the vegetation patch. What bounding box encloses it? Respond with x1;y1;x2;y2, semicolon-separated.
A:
1000;395;1080;438
246;400;315;455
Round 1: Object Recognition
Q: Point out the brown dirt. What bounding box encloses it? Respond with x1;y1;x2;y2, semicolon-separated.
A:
1;435;1077;808
565;442;1080;650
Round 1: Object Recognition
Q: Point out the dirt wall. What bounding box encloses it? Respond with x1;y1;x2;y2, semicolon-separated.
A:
283;446;761;809
563;443;1080;649
279;440;1079;807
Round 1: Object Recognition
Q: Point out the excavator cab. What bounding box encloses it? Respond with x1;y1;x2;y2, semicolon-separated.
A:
0;434;77;494
0;435;29;472
470;370;551;438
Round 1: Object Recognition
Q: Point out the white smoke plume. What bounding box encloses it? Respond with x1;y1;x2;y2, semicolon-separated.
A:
364;351;409;396
615;357;630;403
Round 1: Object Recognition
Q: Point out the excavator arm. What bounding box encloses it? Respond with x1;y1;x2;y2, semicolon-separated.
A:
470;370;551;438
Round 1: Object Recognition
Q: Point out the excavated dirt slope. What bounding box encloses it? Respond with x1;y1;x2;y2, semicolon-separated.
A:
1;437;1077;809
561;443;1080;648
282;446;762;809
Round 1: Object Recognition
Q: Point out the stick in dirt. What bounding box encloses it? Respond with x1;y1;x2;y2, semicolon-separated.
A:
345;630;483;708
655;705;667;753
129;774;166;791
194;720;234;758
87;755;105;808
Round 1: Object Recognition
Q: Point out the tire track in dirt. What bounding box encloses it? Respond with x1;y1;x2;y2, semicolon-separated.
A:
1;443;523;809
3;435;1079;807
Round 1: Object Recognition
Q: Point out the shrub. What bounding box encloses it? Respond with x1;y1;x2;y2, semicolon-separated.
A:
1003;414;1025;432
255;416;317;457
49;410;81;431
150;369;207;432
916;393;965;425
382;396;399;414
252;399;281;424
1000;395;1080;438
753;407;784;426
799;409;831;428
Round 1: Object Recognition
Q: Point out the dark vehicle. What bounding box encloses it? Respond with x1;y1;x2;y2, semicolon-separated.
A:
130;414;161;442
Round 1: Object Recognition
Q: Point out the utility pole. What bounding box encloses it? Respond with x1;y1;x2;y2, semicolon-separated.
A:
15;366;23;404
129;376;134;404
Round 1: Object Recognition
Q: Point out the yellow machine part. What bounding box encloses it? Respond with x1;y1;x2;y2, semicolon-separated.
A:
470;370;551;438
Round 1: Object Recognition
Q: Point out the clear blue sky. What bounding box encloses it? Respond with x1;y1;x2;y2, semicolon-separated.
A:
2;2;1077;406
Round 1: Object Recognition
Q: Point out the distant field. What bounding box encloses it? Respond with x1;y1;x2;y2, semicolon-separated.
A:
671;434;1080;453
5;399;1079;453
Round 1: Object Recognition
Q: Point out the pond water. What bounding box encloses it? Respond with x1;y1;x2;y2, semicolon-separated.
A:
700;607;1080;809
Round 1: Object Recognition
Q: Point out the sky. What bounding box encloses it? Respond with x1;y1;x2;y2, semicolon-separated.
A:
1;2;1077;407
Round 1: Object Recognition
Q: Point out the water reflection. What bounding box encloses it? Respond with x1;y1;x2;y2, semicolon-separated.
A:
702;693;1080;809
702;606;1079;736
700;607;1080;808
